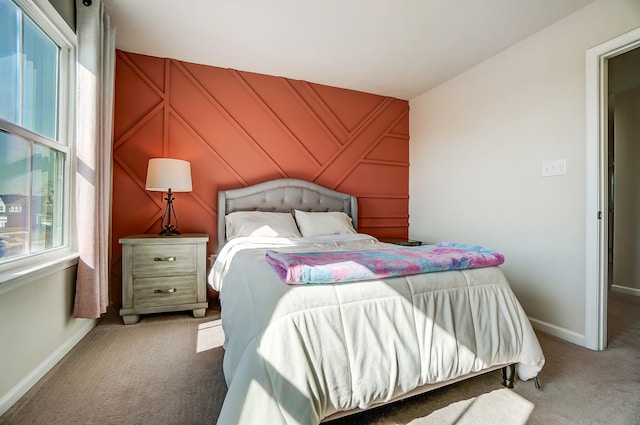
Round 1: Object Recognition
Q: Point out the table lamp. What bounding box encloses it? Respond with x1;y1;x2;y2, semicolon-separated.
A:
145;158;192;236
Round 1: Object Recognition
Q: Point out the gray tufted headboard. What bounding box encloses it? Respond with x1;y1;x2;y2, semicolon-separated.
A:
217;178;358;250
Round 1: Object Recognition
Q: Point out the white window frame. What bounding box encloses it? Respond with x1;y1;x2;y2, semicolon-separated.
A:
0;0;78;292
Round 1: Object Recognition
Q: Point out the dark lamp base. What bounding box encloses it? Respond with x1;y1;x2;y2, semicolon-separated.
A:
158;226;181;236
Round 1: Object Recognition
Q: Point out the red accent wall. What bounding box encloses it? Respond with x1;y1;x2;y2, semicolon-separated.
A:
112;50;409;300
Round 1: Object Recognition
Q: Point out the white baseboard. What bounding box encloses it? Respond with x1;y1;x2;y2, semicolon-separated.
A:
0;318;97;417
528;316;586;348
528;287;639;353
611;285;640;297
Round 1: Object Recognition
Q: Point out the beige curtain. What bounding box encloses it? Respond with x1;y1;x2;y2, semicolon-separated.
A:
73;0;116;319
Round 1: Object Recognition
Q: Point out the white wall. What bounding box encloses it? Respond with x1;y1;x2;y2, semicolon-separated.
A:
0;265;96;416
409;0;640;346
47;0;75;30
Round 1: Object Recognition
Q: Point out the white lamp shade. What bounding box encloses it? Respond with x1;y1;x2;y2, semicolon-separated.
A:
145;158;193;192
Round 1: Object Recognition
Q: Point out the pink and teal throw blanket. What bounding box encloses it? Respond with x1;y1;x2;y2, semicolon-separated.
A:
265;242;505;285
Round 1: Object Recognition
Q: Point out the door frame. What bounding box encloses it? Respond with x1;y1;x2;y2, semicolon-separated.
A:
585;27;640;351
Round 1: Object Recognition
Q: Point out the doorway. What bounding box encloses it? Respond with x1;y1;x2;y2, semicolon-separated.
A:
586;28;640;351
608;47;640;296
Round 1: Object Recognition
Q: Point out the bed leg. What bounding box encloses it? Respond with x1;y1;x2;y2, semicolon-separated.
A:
502;364;516;388
533;376;541;389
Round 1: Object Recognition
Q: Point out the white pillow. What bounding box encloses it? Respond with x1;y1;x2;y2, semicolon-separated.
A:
225;211;301;240
293;210;356;237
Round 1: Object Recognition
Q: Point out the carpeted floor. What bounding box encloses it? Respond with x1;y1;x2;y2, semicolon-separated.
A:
1;291;639;425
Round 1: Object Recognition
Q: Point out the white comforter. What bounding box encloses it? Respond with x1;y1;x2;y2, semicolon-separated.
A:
208;234;545;425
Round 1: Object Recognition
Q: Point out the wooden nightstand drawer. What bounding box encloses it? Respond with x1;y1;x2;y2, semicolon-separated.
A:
133;275;197;307
119;233;209;325
132;243;196;276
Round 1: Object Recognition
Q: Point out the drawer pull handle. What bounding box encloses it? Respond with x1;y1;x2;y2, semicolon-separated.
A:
154;288;177;294
154;256;176;262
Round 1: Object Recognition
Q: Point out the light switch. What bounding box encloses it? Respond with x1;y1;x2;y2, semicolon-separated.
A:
542;159;567;177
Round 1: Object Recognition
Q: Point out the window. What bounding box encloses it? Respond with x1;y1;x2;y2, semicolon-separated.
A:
0;0;73;265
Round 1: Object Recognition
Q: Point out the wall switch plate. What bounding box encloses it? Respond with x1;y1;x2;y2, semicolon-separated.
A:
542;159;567;177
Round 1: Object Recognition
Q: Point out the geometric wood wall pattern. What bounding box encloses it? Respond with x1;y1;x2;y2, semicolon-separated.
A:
111;50;409;303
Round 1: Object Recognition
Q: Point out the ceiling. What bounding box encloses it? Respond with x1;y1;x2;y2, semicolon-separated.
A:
103;0;594;100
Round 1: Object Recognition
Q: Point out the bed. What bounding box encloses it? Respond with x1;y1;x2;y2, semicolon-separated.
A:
208;178;545;425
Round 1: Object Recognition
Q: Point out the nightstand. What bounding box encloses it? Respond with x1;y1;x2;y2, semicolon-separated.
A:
379;238;423;247
119;233;209;325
